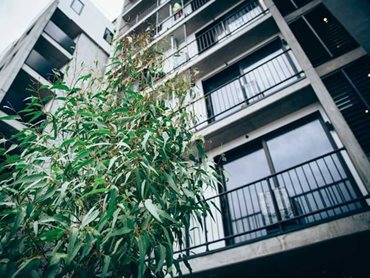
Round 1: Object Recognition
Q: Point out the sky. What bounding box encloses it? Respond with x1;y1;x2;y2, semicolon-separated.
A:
91;0;124;21
0;0;124;54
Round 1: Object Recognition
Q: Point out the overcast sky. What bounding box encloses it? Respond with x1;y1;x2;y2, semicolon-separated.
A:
0;0;123;54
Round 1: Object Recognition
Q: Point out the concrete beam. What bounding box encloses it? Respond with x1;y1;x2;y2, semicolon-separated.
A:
41;32;73;61
285;0;322;23
22;64;52;87
316;47;367;77
0;111;26;131
181;211;370;275
264;0;370;192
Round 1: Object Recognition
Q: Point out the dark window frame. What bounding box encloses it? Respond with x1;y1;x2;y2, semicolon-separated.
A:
70;0;85;15
103;28;114;44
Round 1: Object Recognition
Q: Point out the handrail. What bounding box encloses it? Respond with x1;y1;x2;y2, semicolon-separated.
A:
119;0;209;37
176;195;369;255
174;148;368;256
168;49;303;129
203;148;346;202
156;0;209;33
161;0;267;75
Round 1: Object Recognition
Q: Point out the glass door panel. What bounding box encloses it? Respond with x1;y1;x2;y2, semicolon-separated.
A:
266;119;363;223
223;147;272;243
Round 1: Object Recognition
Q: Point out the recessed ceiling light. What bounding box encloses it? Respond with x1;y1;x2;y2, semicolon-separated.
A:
368;73;370;78
365;109;369;114
323;17;329;23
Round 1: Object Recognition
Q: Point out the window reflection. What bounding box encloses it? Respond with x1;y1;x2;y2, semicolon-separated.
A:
221;118;363;244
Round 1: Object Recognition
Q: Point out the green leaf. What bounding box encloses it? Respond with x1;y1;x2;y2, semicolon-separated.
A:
5;144;17;154
82;188;107;199
154;244;166;273
91;129;110;136
109;227;131;237
82;207;99;227
0;114;21;121
11;257;41;278
144;199;161;223
141;132;151;150
102;255;111;278
138;234;149;278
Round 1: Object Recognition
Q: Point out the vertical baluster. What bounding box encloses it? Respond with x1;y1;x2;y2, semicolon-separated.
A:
267;177;282;226
203;212;209;252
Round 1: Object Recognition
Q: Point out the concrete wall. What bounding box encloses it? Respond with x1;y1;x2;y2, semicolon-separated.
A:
46;32;109;114
58;0;114;54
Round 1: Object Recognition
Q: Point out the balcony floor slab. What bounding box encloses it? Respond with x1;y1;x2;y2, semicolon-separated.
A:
181;210;370;276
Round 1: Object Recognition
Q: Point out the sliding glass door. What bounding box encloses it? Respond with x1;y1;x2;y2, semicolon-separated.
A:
221;116;364;244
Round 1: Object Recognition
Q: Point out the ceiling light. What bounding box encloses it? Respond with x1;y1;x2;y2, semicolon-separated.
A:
365;109;369;114
323;17;329;23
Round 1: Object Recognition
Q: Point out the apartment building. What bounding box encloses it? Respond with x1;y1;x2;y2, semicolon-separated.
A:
0;0;114;144
117;0;370;277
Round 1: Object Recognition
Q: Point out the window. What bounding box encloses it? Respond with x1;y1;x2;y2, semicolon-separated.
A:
219;115;364;244
103;28;114;44
202;39;302;123
71;0;84;15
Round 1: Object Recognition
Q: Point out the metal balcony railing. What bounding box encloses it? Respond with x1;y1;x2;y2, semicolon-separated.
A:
161;0;267;75
182;49;304;129
156;0;210;36
119;1;158;35
25;50;63;83
119;0;210;36
175;148;368;257
44;21;75;54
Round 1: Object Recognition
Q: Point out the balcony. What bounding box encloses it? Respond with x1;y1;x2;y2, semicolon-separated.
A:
184;49;304;130
0;70;51;125
119;0;214;38
119;1;157;36
156;0;210;37
161;0;268;75
43;20;75;54
25;50;63;84
176;148;368;257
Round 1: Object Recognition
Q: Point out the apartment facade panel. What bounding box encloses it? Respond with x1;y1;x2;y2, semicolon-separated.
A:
116;1;370;274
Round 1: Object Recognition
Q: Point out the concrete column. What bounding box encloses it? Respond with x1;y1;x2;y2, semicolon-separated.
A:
264;0;370;192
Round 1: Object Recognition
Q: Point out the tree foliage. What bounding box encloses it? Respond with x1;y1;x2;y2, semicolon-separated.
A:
0;34;219;277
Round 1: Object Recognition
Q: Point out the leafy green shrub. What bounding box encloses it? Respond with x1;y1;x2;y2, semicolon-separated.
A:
0;34;219;277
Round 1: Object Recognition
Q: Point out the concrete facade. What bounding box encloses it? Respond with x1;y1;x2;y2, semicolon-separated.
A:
0;0;113;137
116;0;370;276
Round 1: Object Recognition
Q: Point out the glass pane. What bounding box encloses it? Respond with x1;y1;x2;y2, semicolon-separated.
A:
266;120;333;172
223;147;271;242
224;148;270;189
267;119;363;224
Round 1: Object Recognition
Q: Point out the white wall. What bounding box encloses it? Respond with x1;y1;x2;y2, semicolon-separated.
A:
58;0;114;53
